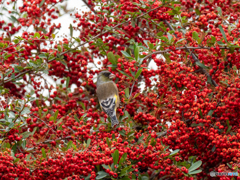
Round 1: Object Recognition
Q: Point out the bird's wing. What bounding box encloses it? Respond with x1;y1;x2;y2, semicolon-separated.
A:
100;94;119;126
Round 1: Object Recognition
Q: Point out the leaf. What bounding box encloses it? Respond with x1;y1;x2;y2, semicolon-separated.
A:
134;68;142;79
112;149;119;165
217;7;222;16
86;138;91;148
56;117;63;125
117;70;132;79
34;32;40;38
226;125;232;134
107;52;117;65
96;171;109;180
102;164;110;170
66;77;70;87
39;0;45;7
188;169;202;175
53;110;58;122
134;44;139;61
119;129;126;136
138;135;144;143
124;88;129;98
195;8;200;15
119;153;127;165
170;149;179;156
217;41;225;46
167;33;173;43
21;132;32;139
38;54;47;58
207;110;214;117
119;165;132;176
121;51;132;59
219;25;227;43
211;145;216;152
41;148;47;159
106;137;111;147
21;107;30;115
66;141;73;150
70;24;73;37
119;177;130;180
196;61;209;69
198;108;203;118
188;160;202;172
192;31;199;42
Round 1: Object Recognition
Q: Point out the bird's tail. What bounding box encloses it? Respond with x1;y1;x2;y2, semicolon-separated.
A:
110;115;119;127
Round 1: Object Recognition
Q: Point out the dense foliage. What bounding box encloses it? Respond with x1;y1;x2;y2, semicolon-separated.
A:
1;0;240;179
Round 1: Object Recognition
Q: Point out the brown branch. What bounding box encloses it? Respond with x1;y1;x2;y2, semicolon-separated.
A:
0;5;164;86
81;0;97;14
164;20;218;87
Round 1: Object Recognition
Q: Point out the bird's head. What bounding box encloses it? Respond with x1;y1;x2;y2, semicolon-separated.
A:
97;71;116;86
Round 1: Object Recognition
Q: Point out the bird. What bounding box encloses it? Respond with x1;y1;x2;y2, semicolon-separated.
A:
96;71;120;127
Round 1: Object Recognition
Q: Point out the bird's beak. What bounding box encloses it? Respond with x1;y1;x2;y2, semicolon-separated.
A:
109;73;116;80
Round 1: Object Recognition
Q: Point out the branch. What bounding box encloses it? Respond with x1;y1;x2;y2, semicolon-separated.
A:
81;0;97;14
164;20;218;87
0;5;164;86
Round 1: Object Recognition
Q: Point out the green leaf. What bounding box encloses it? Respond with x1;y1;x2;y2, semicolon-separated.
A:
119;153;127;165
66;77;70;87
207;110;214;117
41;148;47;159
196;61;209;69
170;149;179;156
56;117;63;125
226;125;232;134
107;52;117;65
21;107;30;115
112;149;119;165
70;24;73;37
119;177;130;180
66;141;73;150
121;51;132;59
34;32;40;38
86;138;91;148
188;160;202;172
106;137;111;147
96;171;109;180
188;169;202;175
135;68;142;79
102;164;110;170
38;54;47;58
138;135;144;143
119;165;132;176
39;0;45;7
195;8;200;15
119;129;126;136
217;41;225;46
134;44;139;61
226;119;229;127
198;108;203;118
192;31;199;42
53;110;58;122
21;132;32;139
219;25;227;43
117;70;132;79
124;88;129;98
217;7;222;16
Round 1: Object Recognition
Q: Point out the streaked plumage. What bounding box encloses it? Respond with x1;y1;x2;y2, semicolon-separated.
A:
96;71;119;127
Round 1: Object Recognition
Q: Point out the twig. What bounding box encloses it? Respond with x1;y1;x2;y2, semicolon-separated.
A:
0;5;164;86
81;0;97;14
123;81;136;112
164;20;218;87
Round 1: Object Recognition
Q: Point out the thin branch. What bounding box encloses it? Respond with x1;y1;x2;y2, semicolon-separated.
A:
164;20;218;87
0;5;164;86
81;0;97;14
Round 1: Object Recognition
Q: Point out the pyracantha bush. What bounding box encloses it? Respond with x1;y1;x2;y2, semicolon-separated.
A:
1;0;240;179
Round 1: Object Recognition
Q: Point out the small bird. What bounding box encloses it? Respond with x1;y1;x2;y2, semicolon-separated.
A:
96;71;120;127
